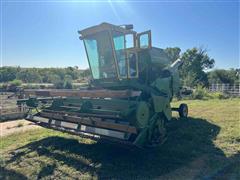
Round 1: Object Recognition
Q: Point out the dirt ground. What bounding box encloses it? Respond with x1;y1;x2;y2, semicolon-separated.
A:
0;92;40;137
0;119;41;137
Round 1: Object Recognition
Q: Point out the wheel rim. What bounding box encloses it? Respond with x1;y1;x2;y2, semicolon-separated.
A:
183;106;188;117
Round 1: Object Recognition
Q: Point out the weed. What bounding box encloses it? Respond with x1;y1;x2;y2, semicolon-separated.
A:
17;122;24;128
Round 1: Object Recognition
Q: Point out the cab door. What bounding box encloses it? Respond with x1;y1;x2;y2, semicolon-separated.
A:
126;31;152;79
127;51;138;78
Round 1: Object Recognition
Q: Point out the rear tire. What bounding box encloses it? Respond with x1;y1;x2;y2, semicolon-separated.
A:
179;103;188;118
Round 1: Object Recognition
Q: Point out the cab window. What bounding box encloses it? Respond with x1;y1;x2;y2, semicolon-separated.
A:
137;31;151;49
128;52;138;78
113;33;127;77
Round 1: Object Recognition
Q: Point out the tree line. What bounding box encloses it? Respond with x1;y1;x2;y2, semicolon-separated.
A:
0;66;86;83
0;47;239;88
164;47;239;87
0;66;90;89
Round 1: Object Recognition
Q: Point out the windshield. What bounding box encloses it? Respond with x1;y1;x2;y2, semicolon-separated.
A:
84;31;117;79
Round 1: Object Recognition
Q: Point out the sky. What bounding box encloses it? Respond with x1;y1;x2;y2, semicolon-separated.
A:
0;0;239;69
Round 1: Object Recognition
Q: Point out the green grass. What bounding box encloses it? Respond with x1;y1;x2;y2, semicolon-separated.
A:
1;99;240;179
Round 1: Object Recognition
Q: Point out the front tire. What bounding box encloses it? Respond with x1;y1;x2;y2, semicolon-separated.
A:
179;103;188;118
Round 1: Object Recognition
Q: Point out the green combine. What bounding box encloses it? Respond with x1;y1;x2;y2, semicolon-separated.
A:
17;23;188;147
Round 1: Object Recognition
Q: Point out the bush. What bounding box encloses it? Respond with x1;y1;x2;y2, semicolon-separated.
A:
0;83;4;89
208;92;228;99
17;122;24;128
9;79;22;86
1;83;8;90
54;81;64;89
40;85;46;89
191;85;229;100
2;80;23;92
22;84;41;89
192;86;209;100
53;80;72;89
63;80;73;89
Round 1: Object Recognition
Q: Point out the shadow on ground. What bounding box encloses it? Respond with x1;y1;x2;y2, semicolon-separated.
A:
0;167;28;180
1;117;240;179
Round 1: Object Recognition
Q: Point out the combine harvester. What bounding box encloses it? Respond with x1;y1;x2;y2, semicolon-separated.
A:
17;23;188;147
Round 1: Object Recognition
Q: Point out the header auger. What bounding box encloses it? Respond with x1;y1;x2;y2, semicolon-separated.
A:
17;23;188;148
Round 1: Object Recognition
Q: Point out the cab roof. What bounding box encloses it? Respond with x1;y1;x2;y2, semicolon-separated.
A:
78;22;136;39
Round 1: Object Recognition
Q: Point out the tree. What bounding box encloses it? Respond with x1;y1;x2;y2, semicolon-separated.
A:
63;80;73;89
63;74;73;89
81;69;91;78
54;81;64;89
180;47;215;87
65;66;79;80
0;66;84;84
208;69;239;84
64;74;73;82
9;79;22;86
16;69;42;83
48;74;61;83
0;67;18;82
164;47;181;63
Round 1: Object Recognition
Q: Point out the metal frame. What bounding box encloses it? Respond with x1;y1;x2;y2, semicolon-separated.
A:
83;30;119;80
125;33;138;79
39;111;137;134
110;30;138;80
83;40;94;79
123;34;128;79
82;24;140;81
109;30;121;79
79;22;136;39
110;29;127;79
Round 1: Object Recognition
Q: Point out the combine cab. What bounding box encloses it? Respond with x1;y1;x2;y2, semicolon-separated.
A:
17;23;188;147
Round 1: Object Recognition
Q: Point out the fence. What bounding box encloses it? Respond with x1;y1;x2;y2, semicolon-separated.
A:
209;84;240;96
0;92;26;121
